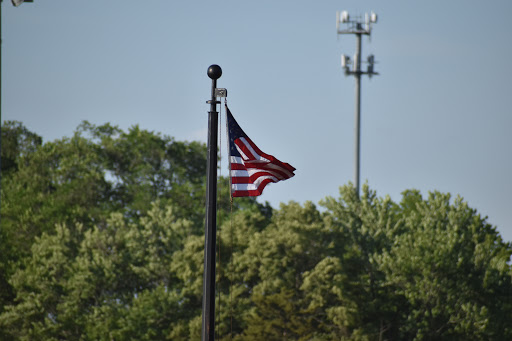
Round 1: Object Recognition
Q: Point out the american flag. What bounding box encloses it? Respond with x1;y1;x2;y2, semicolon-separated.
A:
226;106;296;197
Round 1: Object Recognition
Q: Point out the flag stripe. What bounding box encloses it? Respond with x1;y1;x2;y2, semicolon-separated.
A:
230;156;293;180
231;172;279;184
231;178;274;197
241;136;296;173
230;156;293;174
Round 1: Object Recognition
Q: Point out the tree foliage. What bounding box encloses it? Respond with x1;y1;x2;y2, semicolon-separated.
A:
1;121;511;340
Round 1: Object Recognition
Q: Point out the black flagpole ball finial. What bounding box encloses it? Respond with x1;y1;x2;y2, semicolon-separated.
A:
207;65;222;80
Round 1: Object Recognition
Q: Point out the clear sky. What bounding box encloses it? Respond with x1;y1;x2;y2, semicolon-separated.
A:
3;0;512;242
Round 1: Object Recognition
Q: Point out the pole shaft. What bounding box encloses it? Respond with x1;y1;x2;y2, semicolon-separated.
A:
354;33;362;197
201;77;218;341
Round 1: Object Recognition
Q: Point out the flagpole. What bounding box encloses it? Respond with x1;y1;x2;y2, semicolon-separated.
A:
202;64;222;341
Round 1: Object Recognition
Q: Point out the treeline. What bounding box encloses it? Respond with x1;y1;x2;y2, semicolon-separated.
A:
1;121;511;340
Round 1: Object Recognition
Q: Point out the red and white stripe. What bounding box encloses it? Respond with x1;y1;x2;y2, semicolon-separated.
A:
230;136;295;197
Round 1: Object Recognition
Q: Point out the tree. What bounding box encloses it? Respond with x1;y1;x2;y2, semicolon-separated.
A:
234;201;332;340
1;121;42;174
0;121;43;315
319;186;512;340
378;191;512;340
1;120;209;260
0;121;267;340
0;121;208;333
2;121;511;340
0;204;199;340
